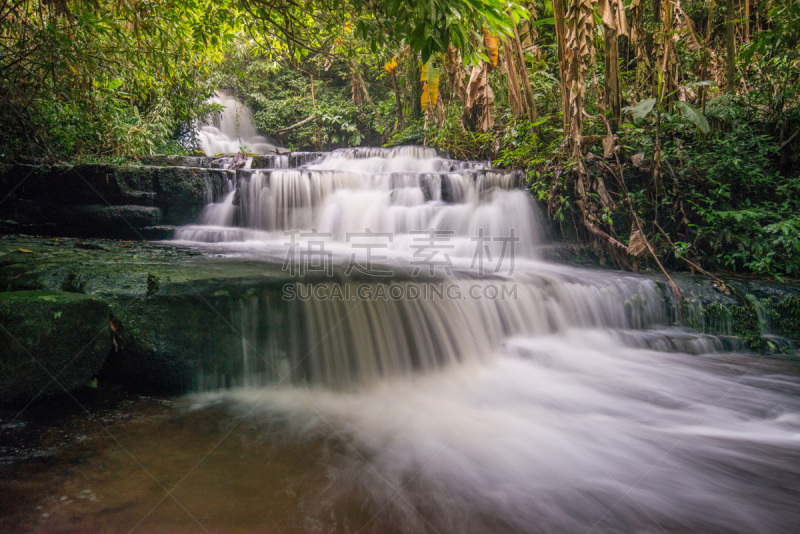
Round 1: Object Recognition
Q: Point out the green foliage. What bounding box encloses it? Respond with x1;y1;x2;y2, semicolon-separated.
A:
386;120;427;147
627;98;656;122
345;0;529;63
219;57;391;151
0;0;239;161
646;111;800;277
674;102;710;134
239;0;527;64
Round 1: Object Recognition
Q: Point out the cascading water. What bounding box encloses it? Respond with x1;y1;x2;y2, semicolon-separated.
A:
172;147;800;533
197;92;280;156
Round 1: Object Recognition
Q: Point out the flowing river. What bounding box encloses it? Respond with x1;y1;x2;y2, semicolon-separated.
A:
3;147;800;533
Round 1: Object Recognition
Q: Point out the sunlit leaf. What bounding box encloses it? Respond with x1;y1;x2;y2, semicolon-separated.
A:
625;98;656;121
675;101;710;134
482;28;499;68
420;60;440;110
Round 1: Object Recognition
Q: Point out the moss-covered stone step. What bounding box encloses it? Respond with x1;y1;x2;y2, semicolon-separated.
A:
0;290;112;405
0;163;234;237
667;274;800;353
0;236;295;393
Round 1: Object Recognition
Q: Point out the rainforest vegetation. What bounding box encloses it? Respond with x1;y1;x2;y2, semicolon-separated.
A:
1;0;799;277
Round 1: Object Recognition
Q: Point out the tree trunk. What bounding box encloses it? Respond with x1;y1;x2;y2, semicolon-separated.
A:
726;0;737;93
700;0;716;112
604;23;621;131
745;0;750;41
447;45;468;102
463;61;495;133
655;0;676;102
353;63;386;132
553;0;569;135
563;0;595;156
509;10;538;122
629;0;651;100
597;0;627;130
503;39;525;118
390;69;403;129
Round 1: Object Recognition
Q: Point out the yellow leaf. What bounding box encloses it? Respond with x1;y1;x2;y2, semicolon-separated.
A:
17;248;33;253
385;47;409;75
482;28;499;68
420;61;440;111
421;82;430;109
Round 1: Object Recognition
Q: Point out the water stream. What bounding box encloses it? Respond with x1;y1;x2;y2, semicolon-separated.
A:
170;147;800;531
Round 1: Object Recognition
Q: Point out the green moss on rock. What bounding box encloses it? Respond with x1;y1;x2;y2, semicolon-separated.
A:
0;290;112;405
765;295;800;343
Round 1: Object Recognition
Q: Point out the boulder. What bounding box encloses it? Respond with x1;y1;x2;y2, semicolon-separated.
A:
107;290;255;392
250;155;287;169
57;205;163;238
137;155;213;168
0;291;113;405
154;166;210;224
288;152;325;167
0;163;234;235
0;236;293;393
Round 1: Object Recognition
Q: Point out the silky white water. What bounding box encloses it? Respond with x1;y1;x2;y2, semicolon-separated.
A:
176;146;800;532
197;92;279;156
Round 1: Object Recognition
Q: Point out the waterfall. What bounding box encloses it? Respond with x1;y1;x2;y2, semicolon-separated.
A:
175;146;538;259
177;146;728;391
196;92;279;156
168;146;800;533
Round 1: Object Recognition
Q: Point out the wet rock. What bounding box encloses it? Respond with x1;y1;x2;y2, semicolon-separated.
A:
0;164;231;236
671;275;800;351
107;290;255;392
153;167;207;224
0;236;293;393
0;291;113;405
250;155;281;169
288;152;325;167
137;155;212;168
137;226;177;240
0;164;150;206
58;205;163;238
76;489;98;502
206;169;234;201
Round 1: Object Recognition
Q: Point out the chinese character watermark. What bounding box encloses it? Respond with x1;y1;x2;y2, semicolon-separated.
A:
283;228;333;276
410;228;454;276
344;229;394;277
282;227;520;278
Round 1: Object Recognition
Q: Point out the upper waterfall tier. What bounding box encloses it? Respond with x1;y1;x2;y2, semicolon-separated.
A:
197;92;279;156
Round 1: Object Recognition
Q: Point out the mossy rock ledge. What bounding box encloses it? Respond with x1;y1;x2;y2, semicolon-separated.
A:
0;163;234;238
0;290;113;405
